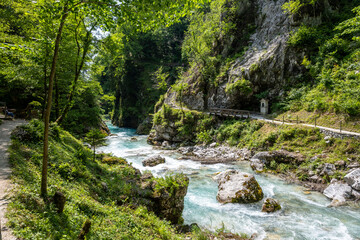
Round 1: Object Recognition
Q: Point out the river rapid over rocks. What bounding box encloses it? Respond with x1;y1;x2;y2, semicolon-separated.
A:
99;123;360;240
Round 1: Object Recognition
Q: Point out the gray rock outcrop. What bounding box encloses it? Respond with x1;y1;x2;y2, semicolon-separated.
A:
323;180;352;207
142;155;165;167
250;150;304;172
344;168;360;191
214;170;263;204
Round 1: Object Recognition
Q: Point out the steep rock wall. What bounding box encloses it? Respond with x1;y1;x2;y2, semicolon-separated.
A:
166;0;327;112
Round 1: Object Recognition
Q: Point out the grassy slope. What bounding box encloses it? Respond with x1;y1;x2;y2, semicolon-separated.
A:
199;119;360;181
7;120;186;240
275;110;360;133
7;120;250;240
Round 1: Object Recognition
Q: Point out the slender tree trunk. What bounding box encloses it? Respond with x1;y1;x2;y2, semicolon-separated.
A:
56;23;92;125
55;75;60;119
41;7;69;198
42;48;48;119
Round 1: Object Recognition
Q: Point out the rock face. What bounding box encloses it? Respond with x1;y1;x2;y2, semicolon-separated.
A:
250;150;304;171
136;116;153;135
323;180;353;207
161;0;321;111
142;155;165;167
344;168;360;191
151;175;189;224
214;170;263;204
261;198;281;213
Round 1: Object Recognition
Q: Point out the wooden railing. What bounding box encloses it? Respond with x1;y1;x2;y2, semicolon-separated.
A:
208;108;250;118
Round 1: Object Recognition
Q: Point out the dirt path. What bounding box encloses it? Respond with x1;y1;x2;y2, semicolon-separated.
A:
0;119;26;240
250;114;360;138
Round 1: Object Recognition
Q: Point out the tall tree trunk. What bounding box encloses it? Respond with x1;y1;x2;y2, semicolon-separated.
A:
55;75;60;119
42;48;48;119
41;7;69;198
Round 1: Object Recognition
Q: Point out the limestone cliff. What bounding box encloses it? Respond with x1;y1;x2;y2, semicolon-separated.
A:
164;0;334;112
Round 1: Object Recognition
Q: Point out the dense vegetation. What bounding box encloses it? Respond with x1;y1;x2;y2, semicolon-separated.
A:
94;22;188;128
284;0;360;117
7;120;189;239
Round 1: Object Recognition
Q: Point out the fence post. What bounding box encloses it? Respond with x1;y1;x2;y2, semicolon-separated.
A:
297;116;299;124
340;121;342;133
314;117;317;128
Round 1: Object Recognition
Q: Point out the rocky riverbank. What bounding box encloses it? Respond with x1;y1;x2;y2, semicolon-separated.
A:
177;144;252;164
164;143;360;206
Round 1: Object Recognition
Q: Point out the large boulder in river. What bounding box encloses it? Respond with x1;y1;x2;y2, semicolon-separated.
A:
214;170;263;204
142;155;165;167
323;180;352;207
344;168;360;191
261;198;281;213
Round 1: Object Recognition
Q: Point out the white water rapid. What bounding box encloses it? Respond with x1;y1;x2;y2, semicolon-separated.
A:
98;124;360;240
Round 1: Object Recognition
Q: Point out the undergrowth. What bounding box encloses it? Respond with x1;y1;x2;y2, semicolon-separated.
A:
7;120;187;239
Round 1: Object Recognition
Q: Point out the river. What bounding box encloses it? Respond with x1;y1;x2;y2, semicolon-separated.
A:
98;123;360;240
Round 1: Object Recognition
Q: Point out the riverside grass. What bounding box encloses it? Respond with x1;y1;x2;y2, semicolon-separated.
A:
6;120;186;240
196;119;360;181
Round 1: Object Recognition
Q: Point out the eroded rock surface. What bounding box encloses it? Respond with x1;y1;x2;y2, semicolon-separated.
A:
215;170;263;204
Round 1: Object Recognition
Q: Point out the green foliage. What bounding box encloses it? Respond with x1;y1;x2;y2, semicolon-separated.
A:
85;129;106;150
153;104;215;143
97;21;189;128
225;78;252;96
288;25;320;48
282;2;360;117
153;173;189;198
210;120;263;146
282;0;317;15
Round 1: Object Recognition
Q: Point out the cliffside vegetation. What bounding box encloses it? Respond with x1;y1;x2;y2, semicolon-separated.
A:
284;0;360;118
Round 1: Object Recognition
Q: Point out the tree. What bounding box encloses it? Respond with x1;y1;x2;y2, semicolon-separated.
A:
85;129;106;161
36;0;208;198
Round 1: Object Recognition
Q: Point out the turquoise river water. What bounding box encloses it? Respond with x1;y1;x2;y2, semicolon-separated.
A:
98;123;360;240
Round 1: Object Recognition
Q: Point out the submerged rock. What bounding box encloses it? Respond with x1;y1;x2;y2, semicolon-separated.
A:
142;155;165;167
215;170;263;204
261;198;281;213
344;168;360;191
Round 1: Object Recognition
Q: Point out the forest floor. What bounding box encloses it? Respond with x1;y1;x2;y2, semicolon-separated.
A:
0;119;26;240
